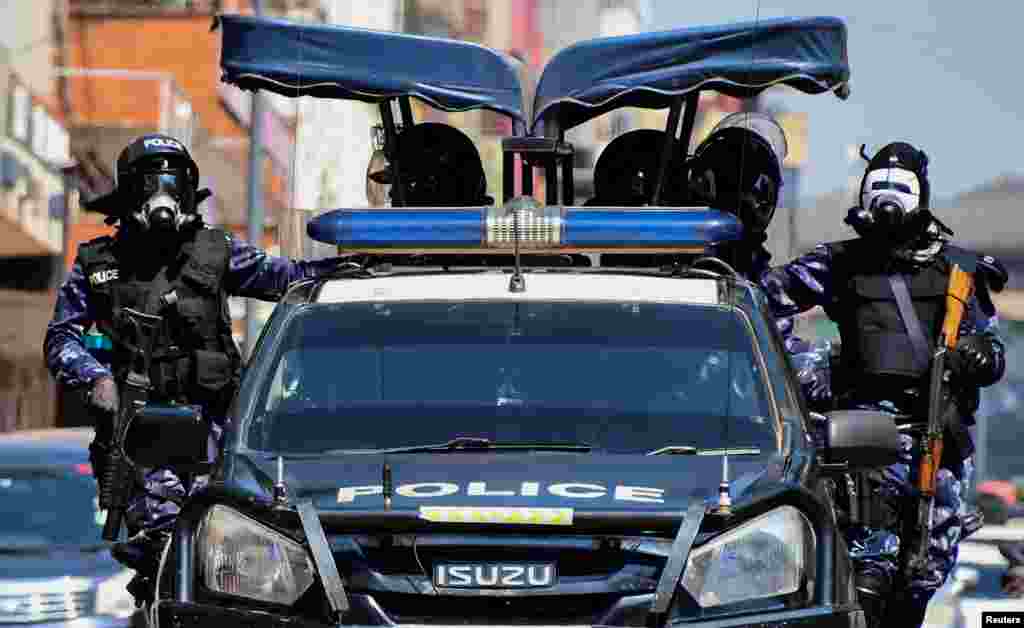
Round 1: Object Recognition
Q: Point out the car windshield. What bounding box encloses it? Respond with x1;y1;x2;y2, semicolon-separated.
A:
244;301;778;456
0;467;105;547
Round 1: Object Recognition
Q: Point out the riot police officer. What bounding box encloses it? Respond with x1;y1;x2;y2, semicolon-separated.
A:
588;112;788;282
686;111;788;280
367;122;493;207
760;141;1008;627
44;134;350;602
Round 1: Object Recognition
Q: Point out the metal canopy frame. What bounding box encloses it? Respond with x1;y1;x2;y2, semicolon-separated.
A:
500;90;702;208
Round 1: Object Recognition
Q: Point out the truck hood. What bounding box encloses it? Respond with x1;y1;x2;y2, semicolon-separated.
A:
230;452;787;514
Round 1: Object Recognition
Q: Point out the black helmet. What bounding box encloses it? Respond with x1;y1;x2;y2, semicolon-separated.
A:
84;134;207;231
591;129;685;206
846;141;933;242
369;123;490;207
115;134;201;231
687;112;787;235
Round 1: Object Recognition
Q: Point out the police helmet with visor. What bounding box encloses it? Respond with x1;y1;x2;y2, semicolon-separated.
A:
687;112;787;235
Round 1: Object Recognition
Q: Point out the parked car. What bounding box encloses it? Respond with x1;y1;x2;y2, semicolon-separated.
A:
0;427;143;627
924;524;1024;628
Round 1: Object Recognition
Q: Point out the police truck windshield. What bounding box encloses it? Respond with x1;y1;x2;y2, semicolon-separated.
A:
244;301;777;456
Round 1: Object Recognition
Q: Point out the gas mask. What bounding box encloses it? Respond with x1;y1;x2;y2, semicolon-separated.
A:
845;141;948;250
131;166;193;233
858;167;922;235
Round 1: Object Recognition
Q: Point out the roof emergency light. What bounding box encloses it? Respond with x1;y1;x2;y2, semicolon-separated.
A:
306;198;743;255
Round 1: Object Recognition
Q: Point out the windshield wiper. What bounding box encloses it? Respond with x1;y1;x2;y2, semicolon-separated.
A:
647;446;762;456
325;437;593;455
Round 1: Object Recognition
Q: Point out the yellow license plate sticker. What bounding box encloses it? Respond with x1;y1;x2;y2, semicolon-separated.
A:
418;506;574;526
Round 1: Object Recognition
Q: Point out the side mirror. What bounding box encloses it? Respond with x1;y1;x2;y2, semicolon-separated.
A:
123;404;209;471
822;410;902;472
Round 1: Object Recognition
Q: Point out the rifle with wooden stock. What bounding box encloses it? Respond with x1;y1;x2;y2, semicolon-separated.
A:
905;262;974;579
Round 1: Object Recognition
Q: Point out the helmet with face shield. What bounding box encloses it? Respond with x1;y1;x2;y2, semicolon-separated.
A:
686;112;787;236
590;129;687;206
114;134;200;232
367;123;491;207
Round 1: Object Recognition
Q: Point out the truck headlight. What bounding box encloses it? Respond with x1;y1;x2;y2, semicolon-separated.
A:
680;505;815;608
197;505;315;605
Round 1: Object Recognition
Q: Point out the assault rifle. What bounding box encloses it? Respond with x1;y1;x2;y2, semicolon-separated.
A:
904;262;974;579
100;308;165;542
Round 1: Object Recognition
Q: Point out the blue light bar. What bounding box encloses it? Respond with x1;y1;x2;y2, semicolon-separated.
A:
306;204;743;254
308;210;484;248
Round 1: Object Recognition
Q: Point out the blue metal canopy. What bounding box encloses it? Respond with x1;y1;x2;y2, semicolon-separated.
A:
215;14;527;122
531;16;850;134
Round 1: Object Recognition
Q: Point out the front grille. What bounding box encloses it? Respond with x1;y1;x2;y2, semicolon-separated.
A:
371;592;620;625
0;589;96;624
360;545;628;578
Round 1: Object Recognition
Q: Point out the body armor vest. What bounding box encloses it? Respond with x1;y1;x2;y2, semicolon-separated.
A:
77;227;242;416
821;239;955;408
829;243;949;380
823;239;990;463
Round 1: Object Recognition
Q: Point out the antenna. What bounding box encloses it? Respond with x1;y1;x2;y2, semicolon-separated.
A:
716;453;732;515
273;455;289;507
383;463;393;511
714;347;734;517
713;0;763;518
508;201;526;292
734;0;763;228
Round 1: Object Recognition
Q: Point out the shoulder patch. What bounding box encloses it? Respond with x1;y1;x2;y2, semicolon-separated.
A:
977;252;1009;293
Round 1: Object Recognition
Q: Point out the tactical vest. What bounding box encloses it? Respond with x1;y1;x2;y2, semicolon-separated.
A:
823;239;989;464
77;227;242;416
827;244;949;382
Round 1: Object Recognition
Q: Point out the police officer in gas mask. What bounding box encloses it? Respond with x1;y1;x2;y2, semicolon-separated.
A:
760;142;1008;628
44;134;350;602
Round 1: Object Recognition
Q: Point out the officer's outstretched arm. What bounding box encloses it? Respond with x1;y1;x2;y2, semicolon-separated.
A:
222;235;349;301
758;243;837;319
759;244;840;410
44;261;112;388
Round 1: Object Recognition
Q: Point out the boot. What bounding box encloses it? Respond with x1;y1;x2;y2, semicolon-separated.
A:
126;573;155;608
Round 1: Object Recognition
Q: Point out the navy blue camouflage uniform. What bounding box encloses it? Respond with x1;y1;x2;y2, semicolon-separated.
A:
45;231;345;544
759;238;1005;616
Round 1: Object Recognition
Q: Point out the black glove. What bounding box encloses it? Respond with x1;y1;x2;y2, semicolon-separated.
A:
88;376;120;415
948;335;1005;387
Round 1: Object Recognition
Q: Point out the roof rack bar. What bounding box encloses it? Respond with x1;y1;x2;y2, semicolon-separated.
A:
545;162;558;205
561;151;575;206
676;90;701;174
651;95;684;206
378;99;406;207
522;158;534;196
503;150;515;203
398;95;414;128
